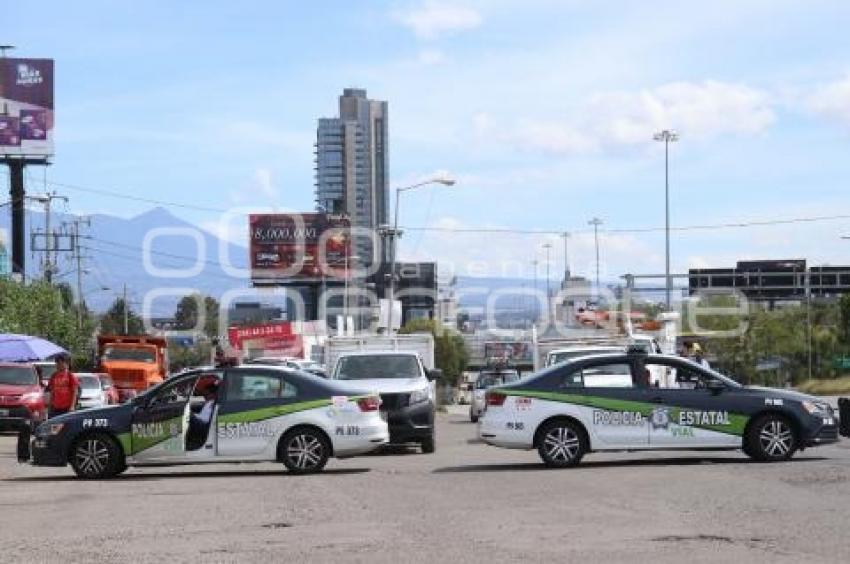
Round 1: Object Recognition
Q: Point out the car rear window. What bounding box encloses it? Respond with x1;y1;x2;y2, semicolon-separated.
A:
335;355;421;380
77;375;101;390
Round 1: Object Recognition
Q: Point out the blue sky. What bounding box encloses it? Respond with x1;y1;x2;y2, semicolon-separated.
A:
5;0;850;282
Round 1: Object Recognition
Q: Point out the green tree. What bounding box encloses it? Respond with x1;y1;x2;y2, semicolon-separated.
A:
0;279;94;366
168;341;212;372
174;293;220;338
100;297;145;336
399;318;468;386
839;294;850;348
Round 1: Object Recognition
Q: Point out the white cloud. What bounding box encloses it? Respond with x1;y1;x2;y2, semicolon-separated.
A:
394;2;482;39
474;80;776;156
807;75;850;125
592;81;776;144
417;48;446;65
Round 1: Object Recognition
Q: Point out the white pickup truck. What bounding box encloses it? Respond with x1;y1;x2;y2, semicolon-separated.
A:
325;335;441;453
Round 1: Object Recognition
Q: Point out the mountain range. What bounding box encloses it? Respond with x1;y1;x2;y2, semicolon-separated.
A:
0;206;641;318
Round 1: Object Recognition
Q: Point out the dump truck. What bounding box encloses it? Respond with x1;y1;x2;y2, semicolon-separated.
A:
96;335;169;401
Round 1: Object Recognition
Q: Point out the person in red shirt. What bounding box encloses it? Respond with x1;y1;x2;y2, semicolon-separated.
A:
46;354;79;418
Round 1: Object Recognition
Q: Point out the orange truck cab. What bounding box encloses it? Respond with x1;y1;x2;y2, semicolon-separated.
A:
96;336;169;401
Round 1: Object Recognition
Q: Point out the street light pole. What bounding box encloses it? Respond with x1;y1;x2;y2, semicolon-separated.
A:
344;253;360;335
531;259;538;323
542;243;552;298
387;175;456;336
561;232;570;282
654;129;679;310
588;218;603;298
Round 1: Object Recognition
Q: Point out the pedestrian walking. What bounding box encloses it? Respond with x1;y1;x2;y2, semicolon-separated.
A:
46;354;79;418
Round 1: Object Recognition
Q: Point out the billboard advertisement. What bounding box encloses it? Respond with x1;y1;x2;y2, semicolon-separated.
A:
227;322;303;358
250;213;350;282
0;58;54;158
484;341;533;363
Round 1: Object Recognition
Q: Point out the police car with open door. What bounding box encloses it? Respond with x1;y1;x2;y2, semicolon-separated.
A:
22;365;388;479
478;351;841;467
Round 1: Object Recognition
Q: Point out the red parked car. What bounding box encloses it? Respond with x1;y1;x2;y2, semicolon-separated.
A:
0;363;47;432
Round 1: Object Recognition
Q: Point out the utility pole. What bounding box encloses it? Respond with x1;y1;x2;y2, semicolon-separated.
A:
66;216;90;329
30;191;68;283
123;283;129;335
561;232;570;283
654;129;679;310
531;259;539;323
588;218;603;298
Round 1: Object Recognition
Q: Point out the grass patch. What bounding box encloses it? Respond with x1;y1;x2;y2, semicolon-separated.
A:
797;376;850;395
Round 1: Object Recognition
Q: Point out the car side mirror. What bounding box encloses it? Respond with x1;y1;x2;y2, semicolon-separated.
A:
427;369;443;381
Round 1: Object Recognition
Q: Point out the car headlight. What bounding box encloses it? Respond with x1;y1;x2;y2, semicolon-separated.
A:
409;386;430;405
802;400;831;416
20;392;44;403
36;423;64;437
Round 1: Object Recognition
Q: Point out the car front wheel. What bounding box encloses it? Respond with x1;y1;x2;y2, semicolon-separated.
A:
70;433;125;479
280;428;330;474
745;414;798;462
537;420;586;468
421;434;436;454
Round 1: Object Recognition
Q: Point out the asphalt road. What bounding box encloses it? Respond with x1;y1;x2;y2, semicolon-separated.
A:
1;406;849;564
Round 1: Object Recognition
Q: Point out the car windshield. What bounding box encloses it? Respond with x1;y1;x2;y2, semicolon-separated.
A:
476;371;520;389
0;366;38;386
102;346;156;363
34;363;57;379
549;348;622;366
77;376;101;390
335;354;421;380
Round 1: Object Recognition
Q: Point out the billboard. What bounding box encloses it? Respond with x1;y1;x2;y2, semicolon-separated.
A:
250;213;350;282
0;58;54;158
484;341;533;363
227;321;303;358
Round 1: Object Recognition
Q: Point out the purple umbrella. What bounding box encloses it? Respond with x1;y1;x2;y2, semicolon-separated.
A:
0;334;67;362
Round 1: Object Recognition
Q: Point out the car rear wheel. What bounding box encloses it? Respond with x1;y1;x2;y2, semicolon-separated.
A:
280;428;330;474
745;414;798;462
537;419;586;468
70;433;125;479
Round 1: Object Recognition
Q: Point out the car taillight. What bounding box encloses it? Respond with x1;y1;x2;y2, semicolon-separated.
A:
486;392;506;406
357;396;381;412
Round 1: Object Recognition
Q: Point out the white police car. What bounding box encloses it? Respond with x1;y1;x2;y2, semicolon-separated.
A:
479;352;840;467
23;365;388;478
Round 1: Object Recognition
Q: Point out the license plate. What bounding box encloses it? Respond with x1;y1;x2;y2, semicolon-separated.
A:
0;409;9;417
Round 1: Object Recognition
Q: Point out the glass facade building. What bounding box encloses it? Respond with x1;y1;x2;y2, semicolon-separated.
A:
315;89;389;267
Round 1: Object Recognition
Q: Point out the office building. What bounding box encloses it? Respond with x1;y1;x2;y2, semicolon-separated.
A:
315;88;389;265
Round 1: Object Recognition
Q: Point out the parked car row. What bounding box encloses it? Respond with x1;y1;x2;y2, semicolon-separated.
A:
0;364;121;435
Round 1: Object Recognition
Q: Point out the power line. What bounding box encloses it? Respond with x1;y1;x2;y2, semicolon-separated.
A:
4;170;850;236
400;213;850;236
86;236;247;269
82;245;245;282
